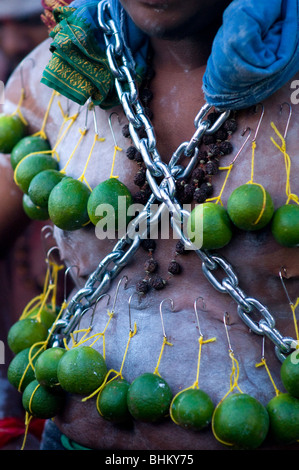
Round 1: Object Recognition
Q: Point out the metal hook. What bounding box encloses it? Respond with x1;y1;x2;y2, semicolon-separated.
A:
252;103;265;143
63;265;80;303
87;293;111;328
128;292;140;333
19;57;35;98
45;246;60;285
193;297;206;337
261;335;266;360
223;312;233;353
279;102;293;140
92;105;99;136
108;112;121;147
279;267;294;307
41;225;54;256
159;298;174;338
111;275;129;313
82;101;90;132
230;127;252;165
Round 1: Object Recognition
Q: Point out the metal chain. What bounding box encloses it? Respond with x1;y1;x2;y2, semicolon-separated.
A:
50;0;297;363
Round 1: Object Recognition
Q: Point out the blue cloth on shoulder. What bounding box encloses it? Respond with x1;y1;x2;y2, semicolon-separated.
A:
203;0;299;110
69;0;299;110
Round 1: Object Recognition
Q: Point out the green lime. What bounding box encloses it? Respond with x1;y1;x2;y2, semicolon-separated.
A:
187;202;233;250
14;153;59;194
27;303;60;329
170;388;214;431
22;194;49;221
7;346;41;392
213;393;269;449
127;372;173;423
7;318;48;354
271;204;299;247
227;183;274;231
48;177;91;231
10;135;51;170
22;379;64;419
35;347;66;390
267;393;299;444
97;378;131;423
0;113;27;154
28;169;65;208
280;352;299;398
87;178;133;227
57;346;107;395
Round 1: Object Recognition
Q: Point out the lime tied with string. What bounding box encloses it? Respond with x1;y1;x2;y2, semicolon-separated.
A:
127;372;173;423
0;85;28;154
35;347;66;390
7;318;49;355
267;393;299;445
87;112;133;230
213;392;269;450
271;204;299;247
7;346;42;393
48;177;91;231
10;135;51;170
22;193;50;221
14;153;59;194
22;379;65;419
57;346;107;396
227;183;274;231
170;298;216;431
97;378;131;423
280;352;299;398
187;202;233;250
87;177;133;228
170;388;215;431
0;114;27;154
28;169;66;209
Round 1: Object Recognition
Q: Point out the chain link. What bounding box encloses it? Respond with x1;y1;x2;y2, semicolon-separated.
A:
50;0;297;362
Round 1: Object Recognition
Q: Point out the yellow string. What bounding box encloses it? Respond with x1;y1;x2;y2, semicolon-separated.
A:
82;321;137;404
169;334;216;425
153;335;173;377
20;412;33;451
206;165;233;206
270;122;299;205
64;309;115;359
248;140;257;184
11;88;28;126
60;128;88;174
78;133;105;191
32;90;58;141
13;102;79;187
243;139;267;226
211;351;242;447
192;336;217;389
255;357;280;397
109;145;122;179
51;101;79;161
291;298;299;342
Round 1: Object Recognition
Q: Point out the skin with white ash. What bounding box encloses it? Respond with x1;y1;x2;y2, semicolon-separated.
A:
2;0;299;451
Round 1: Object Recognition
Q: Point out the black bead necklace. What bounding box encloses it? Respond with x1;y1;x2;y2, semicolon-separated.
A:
121;66;238;295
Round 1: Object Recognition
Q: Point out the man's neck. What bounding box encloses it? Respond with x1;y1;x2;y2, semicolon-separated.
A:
150;35;212;73
149;15;221;73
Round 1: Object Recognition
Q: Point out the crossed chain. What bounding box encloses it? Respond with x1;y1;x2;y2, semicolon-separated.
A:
50;0;296;363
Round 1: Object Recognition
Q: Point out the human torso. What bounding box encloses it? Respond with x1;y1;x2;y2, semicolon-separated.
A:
5;39;299;450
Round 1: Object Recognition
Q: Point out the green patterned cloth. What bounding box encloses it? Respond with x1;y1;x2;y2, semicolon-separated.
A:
41;3;145;109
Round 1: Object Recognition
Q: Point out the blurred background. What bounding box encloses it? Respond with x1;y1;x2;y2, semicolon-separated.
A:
0;0;64;450
0;0;48;82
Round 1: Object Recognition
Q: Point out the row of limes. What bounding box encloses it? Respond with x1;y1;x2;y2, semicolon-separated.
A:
0;112;133;232
188;183;299;250
7;304;299;449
